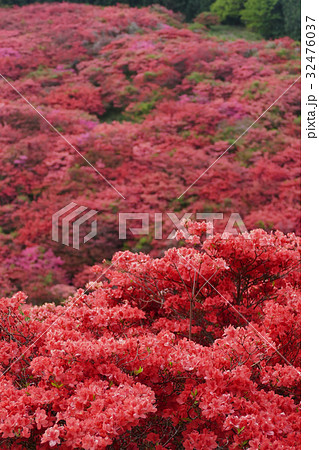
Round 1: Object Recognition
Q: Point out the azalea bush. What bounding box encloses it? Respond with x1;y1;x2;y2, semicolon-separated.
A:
0;227;301;448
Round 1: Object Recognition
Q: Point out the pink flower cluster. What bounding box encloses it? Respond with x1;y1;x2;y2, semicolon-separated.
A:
0;229;300;448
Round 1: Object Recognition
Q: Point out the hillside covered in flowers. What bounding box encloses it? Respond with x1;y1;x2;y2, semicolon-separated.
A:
0;3;301;448
0;3;300;303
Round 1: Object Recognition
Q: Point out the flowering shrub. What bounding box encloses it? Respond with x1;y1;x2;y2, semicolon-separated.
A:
0;228;300;448
194;12;220;26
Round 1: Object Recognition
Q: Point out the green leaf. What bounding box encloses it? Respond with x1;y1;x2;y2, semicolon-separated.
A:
51;381;64;389
133;366;143;375
191;388;198;398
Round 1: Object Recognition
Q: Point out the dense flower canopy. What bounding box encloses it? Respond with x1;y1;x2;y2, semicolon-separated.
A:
0;2;301;444
0;227;300;448
0;3;300;302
